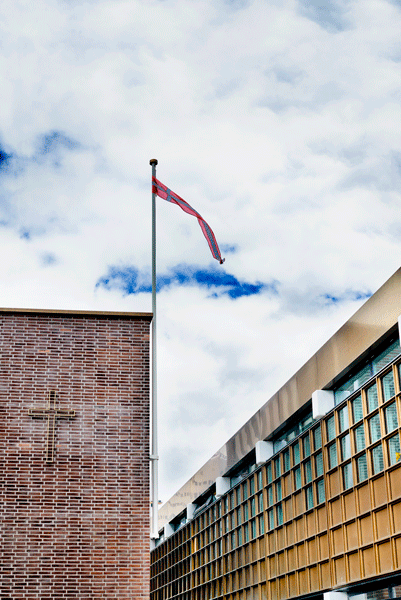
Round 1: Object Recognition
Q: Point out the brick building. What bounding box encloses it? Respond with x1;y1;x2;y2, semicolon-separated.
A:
0;308;152;599
151;268;401;600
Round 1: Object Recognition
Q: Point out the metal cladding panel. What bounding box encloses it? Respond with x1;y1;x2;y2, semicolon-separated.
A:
159;267;401;528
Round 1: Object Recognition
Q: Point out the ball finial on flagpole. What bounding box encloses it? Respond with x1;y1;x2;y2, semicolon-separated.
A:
150;158;158;166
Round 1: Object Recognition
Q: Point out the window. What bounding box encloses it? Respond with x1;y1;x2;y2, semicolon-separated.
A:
244;524;249;543
315;451;324;477
276;503;283;526
351;394;363;423
258;470;263;490
259;514;265;535
368;414;381;444
313;426;322;450
316;479;325;504
304;459;312;483
236;487;241;505
268;509;274;530
283;449;290;472
251;519;256;539
372;444;384;475
274;457;281;478
388;434;401;466
251;498;256;517
328;443;338;469
303;435;311;458
250;477;255;496
275;481;282;502
338;406;349;433
238;527;242;546
266;463;272;484
343;463;353;489
373;339;401;374
267;486;273;507
258;492;264;512
367;384;379;413
294;467;302;490
293;442;300;465
244;504;248;521
326;415;335;441
237;507;242;525
341;434;351;461
357;453;368;482
354;424;366;452
305;485;314;510
385;402;398;433
382;371;395;401
242;482;248;500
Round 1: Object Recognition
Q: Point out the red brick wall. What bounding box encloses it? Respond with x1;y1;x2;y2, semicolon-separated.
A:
0;311;151;599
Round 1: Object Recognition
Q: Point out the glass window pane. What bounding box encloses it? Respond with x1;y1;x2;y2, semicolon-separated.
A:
250;477;255;496
236;487;241;505
316;479;325;504
373;339;401;374
294;467;301;490
268;509;274;530
258;470;263;490
315;451;324;477
328;442;338;469
251;519;256;539
259;514;265;535
274;457;281;478
238;527;242;546
372;444;384;475
303;435;311;458
305;485;314;510
354;424;366;452
304;459;312;483
251;498;256;517
276;503;283;526
343;463;353;489
326;416;335;441
351;394;363;423
338;406;349;433
237;507;242;525
369;414;381;444
244;524;249;543
313;426;322;450
382;371;395;402
293;442;300;465
385;402;398;433
267;486;273;507
357;453;368;482
258;492;264;512
335;364;372;404
283;449;290;472
388;434;401;466
243;482;248;500
244;504;248;521
266;463;272;484
341;434;351;461
367;384;379;412
275;482;282;502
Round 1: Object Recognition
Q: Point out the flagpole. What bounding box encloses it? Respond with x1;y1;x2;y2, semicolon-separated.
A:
150;158;159;539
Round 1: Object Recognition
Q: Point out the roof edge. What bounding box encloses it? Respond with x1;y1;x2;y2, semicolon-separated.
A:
0;307;153;320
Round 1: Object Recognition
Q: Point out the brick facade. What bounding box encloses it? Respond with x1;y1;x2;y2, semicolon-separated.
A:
0;309;151;599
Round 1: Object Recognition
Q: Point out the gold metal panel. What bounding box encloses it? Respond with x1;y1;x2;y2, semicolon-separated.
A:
362;546;376;577
160;268;401;525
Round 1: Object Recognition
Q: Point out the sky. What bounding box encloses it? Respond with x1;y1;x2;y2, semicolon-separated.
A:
1;0;401;503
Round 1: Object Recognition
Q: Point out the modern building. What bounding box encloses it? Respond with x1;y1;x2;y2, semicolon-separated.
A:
0;308;152;598
151;267;401;600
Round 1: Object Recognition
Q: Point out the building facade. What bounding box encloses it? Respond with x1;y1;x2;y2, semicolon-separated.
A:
0;308;152;599
151;268;401;600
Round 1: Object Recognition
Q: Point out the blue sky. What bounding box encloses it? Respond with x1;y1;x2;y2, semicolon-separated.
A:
1;0;401;502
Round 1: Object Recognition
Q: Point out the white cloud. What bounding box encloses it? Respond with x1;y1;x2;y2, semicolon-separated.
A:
0;0;401;501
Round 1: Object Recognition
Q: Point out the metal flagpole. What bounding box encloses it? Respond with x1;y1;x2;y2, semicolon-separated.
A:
150;158;159;539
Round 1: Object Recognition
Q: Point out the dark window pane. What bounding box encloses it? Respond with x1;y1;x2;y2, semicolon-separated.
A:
313;426;322;450
304;459;312;483
326;416;335;441
357;453;368;482
283;449;290;472
338;406;349;433
388;434;401;466
316;479;325;504
367;384;379;412
341;434;351;461
328;443;337;469
293;442;300;465
343;463;353;489
305;485;314;510
382;371;396;402
294;467;301;490
315;451;324;477
303;435;311;458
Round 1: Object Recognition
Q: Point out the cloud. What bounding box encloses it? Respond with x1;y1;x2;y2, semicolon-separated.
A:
96;263;278;299
296;0;351;32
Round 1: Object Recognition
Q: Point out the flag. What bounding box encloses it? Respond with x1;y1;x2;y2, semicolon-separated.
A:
152;176;225;264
